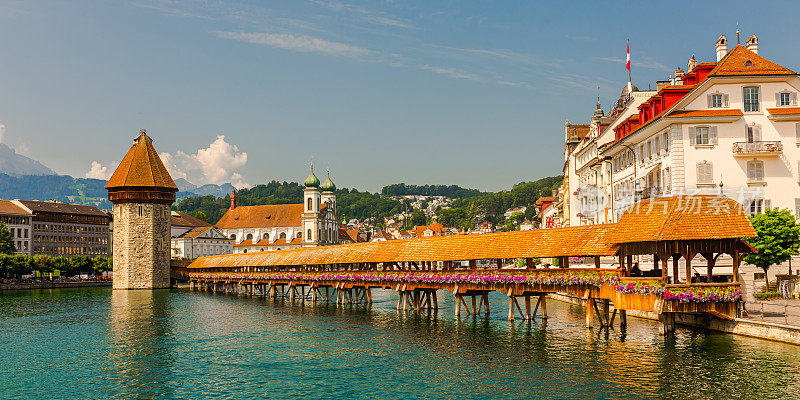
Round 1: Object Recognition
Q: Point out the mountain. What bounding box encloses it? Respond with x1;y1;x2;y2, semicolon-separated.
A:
0;173;111;209
0;143;56;176
174;180;236;200
174;178;197;192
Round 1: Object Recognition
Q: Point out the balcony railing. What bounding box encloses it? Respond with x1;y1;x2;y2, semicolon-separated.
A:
732;141;783;156
640;186;670;199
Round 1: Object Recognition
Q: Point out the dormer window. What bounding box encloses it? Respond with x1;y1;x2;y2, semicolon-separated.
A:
780;92;790;106
707;92;728;108
744;60;752;67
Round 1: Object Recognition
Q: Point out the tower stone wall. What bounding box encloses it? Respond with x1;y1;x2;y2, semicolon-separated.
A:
112;201;172;289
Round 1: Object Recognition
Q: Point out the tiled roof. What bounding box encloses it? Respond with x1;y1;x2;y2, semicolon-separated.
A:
0;200;31;215
189;224;618;269
180;226;213;238
234;239;254;247
708;45;796;77
16;200;109;217
665;109;744;118
767;107;800;115
339;228;356;243
171;211;211;228
373;231;395;240
216;204;304;229
346;229;360;242
567;124;591;139
105;131;178;190
428;222;445;232
610;195;755;243
535;196;555;206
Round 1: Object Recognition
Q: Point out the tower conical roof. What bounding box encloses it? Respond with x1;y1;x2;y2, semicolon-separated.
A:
320;169;336;192
105;130;177;191
304;165;320;188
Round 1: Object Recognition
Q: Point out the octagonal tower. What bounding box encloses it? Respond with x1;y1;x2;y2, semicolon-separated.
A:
105;130;178;289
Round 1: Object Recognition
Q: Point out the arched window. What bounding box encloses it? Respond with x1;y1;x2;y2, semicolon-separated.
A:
308;229;312;240
246;233;253;241
307;197;313;211
297;232;302;238
263;232;269;241
230;234;236;241
279;232;287;239
243;249;247;253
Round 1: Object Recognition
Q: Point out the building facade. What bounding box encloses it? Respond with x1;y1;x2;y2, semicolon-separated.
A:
217;167;339;254
106;130;178;290
170;211;233;259
565;34;800;226
0;200;33;255
11;200;110;257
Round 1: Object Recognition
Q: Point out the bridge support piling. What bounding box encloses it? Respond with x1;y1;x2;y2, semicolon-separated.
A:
524;295;531;320
659;313;675;335
482;293;490;315
586;298;595;328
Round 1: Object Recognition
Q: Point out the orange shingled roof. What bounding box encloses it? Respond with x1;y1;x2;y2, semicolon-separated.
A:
216;204;304;229
665;109;744;118
105;131;177;190
188;224;618;269
0;200;31;215
767;107;800;115
171;211;211;227
611;195;755;243
708;45;796;77
180;226;213;238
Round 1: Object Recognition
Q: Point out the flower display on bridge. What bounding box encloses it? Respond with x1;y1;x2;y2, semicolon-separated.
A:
188;269;741;303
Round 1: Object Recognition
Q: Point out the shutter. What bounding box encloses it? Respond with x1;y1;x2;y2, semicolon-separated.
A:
723;94;729;107
753;125;762;141
707;162;714;184
689;127;696;145
747;161;755;180
776;92;782;106
710;126;718;145
796;123;800;143
765;199;772;210
796;198;800;218
792;92;798;106
707;95;713;108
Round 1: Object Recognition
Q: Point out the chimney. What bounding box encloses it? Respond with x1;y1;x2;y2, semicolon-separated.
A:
230;188;236;210
715;35;728;61
687;56;698;72
746;34;758;54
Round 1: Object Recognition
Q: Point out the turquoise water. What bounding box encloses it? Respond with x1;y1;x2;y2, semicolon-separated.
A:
1;288;798;400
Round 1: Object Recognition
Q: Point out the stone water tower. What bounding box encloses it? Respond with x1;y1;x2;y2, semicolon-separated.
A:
105;130;177;289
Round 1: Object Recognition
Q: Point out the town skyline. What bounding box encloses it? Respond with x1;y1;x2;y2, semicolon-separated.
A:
2;1;800;192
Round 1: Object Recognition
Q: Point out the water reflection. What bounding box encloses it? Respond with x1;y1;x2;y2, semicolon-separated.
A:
107;290;175;399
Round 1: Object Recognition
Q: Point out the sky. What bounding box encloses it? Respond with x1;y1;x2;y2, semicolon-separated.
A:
1;0;799;192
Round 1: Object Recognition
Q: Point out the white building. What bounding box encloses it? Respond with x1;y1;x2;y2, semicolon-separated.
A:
566;34;800;224
170;211;232;259
217;167;339;254
0;200;33;255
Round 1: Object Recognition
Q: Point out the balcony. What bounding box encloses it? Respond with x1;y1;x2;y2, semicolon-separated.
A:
640;186;670;199
732;141;783;157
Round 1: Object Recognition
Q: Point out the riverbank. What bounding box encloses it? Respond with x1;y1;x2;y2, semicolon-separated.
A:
0;281;112;291
548;293;800;346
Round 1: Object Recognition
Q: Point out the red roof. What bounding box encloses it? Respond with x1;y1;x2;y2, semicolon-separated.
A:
708;45;796;77
767;107;800;115
216;204;304;229
665;109;744;118
105;131;177;191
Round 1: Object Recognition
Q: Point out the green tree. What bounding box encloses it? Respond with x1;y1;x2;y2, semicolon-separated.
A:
69;255;94;276
743;208;800;287
0;222;16;255
411;210;427;226
92;257;111;275
195;211;209;223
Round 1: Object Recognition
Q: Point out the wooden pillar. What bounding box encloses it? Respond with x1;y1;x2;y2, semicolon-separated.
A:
704;253;714;283
525;258;534;269
732;248;740;282
455;294;462;317
469;259;476;270
595;256;601;268
685;251;696;284
619;309;627;327
562;256;569;269
619;254;626;276
524;295;531;320
496;259;503;269
661;257;668;282
626;255;633;274
585;298;595;328
539;295;548;319
601;299;610;327
482;293;490;315
508;294;515;322
654;253;659;270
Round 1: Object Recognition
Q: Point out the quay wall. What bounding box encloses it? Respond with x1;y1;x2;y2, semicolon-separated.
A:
548;293;800;346
0;281;112;291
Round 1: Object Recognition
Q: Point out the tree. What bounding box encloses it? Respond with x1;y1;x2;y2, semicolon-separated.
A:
69;255;94;276
411;210;427;227
92;257;112;275
195;211;209;223
743;208;800;287
0;222;16;255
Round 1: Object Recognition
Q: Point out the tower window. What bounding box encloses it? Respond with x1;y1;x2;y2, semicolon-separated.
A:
307;198;313;211
307;229;312;240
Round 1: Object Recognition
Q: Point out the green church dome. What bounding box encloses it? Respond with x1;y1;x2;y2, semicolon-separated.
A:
321;169;336;192
304;165;320;188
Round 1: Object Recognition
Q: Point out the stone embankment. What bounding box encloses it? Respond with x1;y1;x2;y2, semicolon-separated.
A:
0;281;112;291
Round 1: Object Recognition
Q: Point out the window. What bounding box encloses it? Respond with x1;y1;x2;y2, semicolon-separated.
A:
230;234;236;241
307;197;313;211
746;125;761;143
711;94;723;108
662;132;670;153
246;233;253;241
780;92;791;106
696;161;714;184
747;160;765;182
279;232;286;239
695;127;709;145
754;272;765;281
308;229;312;240
297;232;302;238
263;233;269;241
743;86;760;112
748;199;770;216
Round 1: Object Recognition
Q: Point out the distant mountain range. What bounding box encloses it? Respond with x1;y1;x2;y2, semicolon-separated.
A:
174;178;236;199
0;143;57;176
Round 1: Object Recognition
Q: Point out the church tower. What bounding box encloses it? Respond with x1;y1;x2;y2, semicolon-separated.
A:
301;165;321;247
105;130;178;289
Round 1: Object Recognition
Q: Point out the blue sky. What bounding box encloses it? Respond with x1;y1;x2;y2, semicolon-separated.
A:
1;0;799;191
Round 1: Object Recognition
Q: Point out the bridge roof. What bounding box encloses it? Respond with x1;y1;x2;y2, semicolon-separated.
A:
188;224;618;269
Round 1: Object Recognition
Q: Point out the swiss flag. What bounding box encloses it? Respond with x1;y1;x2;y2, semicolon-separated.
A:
626;41;631;72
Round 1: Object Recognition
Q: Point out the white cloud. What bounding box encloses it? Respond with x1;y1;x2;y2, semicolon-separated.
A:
160;135;250;188
85;161;115;180
212;31;374;58
418;64;484;82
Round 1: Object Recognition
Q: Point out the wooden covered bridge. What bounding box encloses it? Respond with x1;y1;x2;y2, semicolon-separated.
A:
182;196;756;334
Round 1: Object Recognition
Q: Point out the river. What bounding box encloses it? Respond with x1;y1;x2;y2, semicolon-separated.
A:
0;287;798;399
